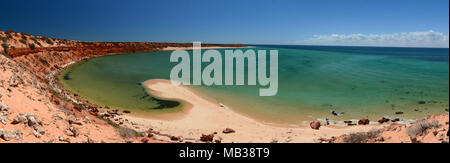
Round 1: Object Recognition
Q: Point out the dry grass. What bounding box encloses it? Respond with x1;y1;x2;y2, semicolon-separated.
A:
118;127;143;139
407;120;439;137
119;127;137;139
343;129;382;143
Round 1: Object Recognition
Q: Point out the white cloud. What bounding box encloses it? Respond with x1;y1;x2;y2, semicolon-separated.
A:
292;30;449;48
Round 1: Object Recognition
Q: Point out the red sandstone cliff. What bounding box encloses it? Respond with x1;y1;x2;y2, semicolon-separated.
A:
1;30;245;80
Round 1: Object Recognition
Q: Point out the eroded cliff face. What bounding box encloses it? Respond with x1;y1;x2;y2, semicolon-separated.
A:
0;30;243;143
1;30;244;80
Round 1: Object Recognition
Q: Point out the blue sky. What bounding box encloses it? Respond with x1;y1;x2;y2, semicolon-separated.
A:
1;0;448;47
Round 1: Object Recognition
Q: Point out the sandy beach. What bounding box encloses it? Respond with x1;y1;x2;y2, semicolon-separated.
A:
116;79;387;143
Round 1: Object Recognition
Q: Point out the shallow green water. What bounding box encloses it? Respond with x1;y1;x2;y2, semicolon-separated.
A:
60;46;449;124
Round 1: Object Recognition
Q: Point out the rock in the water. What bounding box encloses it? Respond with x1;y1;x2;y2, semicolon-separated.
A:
358;118;370;125
223;128;235;134
200;134;214;142
395;112;404;115
378;117;390;124
331;111;344;116
310;121;321;130
418;101;426;104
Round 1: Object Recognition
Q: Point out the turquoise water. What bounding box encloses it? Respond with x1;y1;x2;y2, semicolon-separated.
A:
60;46;449;124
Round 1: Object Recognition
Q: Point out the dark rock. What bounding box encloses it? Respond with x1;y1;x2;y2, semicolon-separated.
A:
395;112;404;115
68;119;83;126
331;111;344;116
391;118;401;122
223;128;235;134
200;134;214;142
123;110;131;114
141;138;149;143
358;118;370;125
418;101;426;104
215;139;222;143
310;121;321;130
171;136;181;141
378;117;390;124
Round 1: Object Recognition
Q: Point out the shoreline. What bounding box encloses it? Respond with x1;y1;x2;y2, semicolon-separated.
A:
118;79;387;143
48;46;448;143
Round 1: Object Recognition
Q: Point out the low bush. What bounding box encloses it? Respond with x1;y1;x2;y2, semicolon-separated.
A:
343;129;382;143
119;127;142;139
29;43;36;50
407;120;439;137
1;43;9;53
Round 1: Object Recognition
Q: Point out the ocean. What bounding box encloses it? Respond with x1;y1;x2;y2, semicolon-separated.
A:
59;45;449;124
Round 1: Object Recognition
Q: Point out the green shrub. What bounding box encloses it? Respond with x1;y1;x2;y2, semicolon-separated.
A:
119;127;142;139
19;39;27;45
30;37;42;47
2;43;9;54
29;43;36;50
0;36;7;43
21;34;27;41
43;37;54;45
38;57;50;66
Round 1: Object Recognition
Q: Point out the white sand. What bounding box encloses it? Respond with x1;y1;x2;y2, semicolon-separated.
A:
120;79;386;143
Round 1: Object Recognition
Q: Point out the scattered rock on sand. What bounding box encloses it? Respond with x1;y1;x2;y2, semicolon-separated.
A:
200;134;214;142
0;102;10;112
358;118;370;125
32;130;42;138
8;75;21;87
171;136;181;141
65;127;80;137
0;128;23;141
68;119;83;126
141;138;149;143
378;117;390;124
223;128;235;134
12;115;27;124
148;133;154;138
310;121;321;130
0;115;7;124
